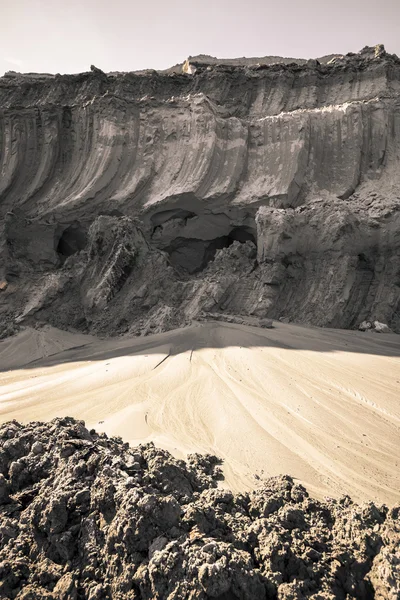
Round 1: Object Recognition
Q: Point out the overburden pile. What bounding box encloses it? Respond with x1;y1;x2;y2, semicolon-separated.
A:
0;418;399;599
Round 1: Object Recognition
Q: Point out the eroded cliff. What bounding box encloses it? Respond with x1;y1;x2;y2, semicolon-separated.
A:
1;45;400;336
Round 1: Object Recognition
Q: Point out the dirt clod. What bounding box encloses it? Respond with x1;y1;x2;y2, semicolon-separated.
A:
0;418;398;599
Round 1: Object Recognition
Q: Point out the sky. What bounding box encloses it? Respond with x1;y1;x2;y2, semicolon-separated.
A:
1;0;400;75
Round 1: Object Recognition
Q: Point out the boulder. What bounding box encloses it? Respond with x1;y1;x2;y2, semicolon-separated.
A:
374;321;391;333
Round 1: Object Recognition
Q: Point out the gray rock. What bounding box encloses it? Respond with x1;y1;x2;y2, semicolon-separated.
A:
148;535;168;559
31;442;44;455
374;321;391;333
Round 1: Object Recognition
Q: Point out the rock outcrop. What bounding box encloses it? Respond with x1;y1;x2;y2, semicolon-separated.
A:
1;45;400;336
0;418;399;599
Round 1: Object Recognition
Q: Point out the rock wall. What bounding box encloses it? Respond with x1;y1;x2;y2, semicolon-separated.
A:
1;46;400;335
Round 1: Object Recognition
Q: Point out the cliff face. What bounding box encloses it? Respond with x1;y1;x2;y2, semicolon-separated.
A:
1;46;400;336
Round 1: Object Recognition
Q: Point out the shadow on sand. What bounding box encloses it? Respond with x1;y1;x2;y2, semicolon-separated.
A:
1;320;400;373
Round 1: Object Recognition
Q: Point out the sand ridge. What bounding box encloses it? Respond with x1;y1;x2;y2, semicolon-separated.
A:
0;321;399;504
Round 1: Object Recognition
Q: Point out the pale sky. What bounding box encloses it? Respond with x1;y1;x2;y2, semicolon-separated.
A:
1;0;399;75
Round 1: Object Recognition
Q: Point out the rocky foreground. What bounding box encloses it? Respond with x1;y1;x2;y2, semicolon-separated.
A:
0;418;399;599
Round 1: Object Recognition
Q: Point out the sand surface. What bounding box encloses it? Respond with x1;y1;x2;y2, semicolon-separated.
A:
0;321;399;504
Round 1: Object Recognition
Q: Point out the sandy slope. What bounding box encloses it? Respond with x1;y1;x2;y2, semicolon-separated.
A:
0;326;97;370
0;321;399;504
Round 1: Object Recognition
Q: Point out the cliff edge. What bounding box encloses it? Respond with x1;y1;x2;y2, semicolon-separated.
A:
1;45;399;336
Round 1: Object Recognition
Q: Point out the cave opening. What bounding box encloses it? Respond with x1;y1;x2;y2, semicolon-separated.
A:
228;227;256;245
345;252;375;329
56;223;88;259
166;226;257;274
357;253;373;270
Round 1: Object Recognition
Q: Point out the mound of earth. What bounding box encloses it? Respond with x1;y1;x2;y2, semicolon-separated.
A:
0;418;399;599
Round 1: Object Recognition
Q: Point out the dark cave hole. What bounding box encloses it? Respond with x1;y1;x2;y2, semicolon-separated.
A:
167;226;257;274
202;226;257;269
56;223;88;259
228;227;256;245
345;253;375;329
357;253;373;271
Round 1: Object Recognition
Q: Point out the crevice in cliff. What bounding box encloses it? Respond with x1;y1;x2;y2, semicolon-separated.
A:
56;223;87;260
150;209;197;228
166;226;257;274
341;253;375;329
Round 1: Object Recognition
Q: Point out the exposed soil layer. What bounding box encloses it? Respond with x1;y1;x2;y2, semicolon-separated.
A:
0;418;399;599
1;46;400;337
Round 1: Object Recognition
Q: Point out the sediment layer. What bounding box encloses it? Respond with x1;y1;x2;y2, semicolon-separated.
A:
1;46;400;335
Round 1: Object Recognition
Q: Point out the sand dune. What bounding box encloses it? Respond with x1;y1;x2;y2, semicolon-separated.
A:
0;321;399;504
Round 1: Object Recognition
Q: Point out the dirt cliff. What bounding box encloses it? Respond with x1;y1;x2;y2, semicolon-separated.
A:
1;45;400;336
